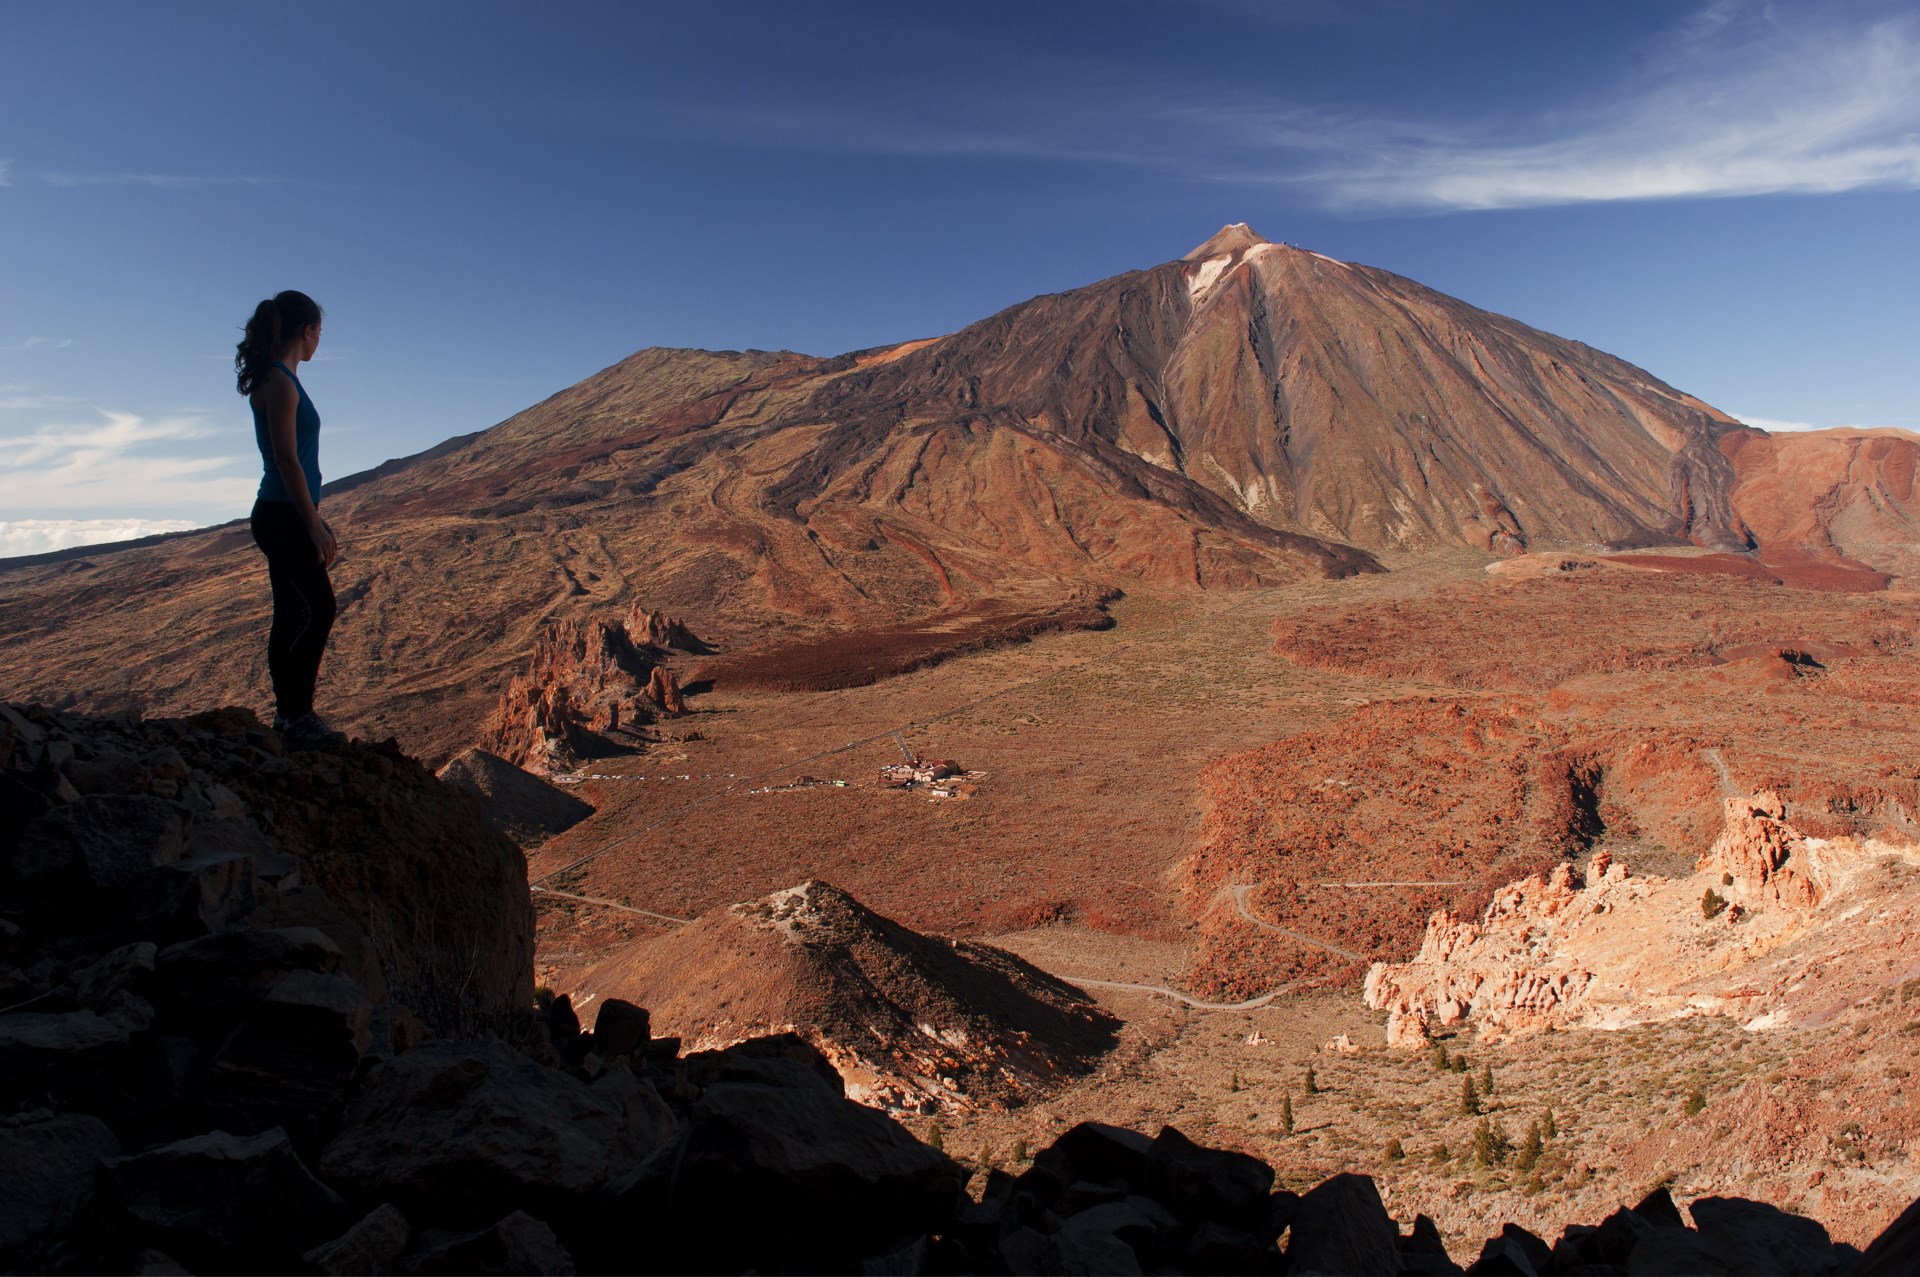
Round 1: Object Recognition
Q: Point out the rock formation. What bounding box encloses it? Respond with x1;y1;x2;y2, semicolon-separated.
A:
1363;792;1915;1047
571;880;1119;1113
436;746;594;846
482;606;692;773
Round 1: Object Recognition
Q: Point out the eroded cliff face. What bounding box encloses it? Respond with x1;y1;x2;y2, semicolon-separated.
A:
1363;791;1920;1048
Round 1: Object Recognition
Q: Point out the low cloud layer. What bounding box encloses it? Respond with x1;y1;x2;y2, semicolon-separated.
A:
0;408;256;518
0;518;201;560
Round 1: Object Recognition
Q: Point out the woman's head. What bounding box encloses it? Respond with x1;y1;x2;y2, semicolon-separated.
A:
235;290;323;395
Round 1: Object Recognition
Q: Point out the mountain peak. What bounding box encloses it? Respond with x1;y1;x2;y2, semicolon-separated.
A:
1183;222;1270;261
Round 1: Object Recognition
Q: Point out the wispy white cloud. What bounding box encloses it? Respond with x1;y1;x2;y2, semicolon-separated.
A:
0;408;256;515
39;172;288;188
5;337;74;350
647;2;1920;214
1263;7;1920;210
0;518;201;559
0;160;11;187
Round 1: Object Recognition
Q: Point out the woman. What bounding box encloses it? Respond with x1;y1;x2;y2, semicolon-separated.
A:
236;290;345;748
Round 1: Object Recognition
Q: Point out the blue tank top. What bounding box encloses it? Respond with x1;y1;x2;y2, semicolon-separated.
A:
253;360;322;504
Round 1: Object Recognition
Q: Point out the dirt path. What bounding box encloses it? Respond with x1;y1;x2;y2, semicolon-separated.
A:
1228;884;1370;961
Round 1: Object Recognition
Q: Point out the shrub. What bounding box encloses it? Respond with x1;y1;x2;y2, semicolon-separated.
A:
1429;1143;1451;1166
1433;1042;1451;1071
1702;889;1728;919
1685;1086;1707;1116
1385;1138;1406;1161
1229;1071;1241;1093
1013;1138;1030;1163
926;1121;944;1152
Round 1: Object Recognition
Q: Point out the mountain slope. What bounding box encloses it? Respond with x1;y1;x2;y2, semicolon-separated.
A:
0;225;1897;758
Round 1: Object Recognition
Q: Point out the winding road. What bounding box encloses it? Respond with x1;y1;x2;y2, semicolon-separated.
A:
1227;884;1370;962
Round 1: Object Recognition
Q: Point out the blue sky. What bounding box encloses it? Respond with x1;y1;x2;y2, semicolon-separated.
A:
3;0;1917;554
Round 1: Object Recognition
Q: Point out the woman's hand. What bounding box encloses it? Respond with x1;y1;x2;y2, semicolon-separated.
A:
309;515;340;567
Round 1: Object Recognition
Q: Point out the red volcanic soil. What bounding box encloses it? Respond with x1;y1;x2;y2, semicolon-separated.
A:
1183;702;1724;998
1608;550;1892;592
694;596;1115;694
1184;569;1920;1000
1269;566;1920;691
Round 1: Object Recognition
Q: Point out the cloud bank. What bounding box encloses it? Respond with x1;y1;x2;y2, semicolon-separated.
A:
0;408;256;517
0;518;201;560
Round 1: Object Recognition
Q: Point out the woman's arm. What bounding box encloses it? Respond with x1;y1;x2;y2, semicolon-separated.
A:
253;373;338;567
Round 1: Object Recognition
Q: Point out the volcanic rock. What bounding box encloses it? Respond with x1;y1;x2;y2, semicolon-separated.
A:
571;879;1119;1112
1285;1172;1402;1275
319;1040;672;1223
304;1203;412;1277
0;1112;121;1272
398;1210;576;1276
102;1126;351;1265
1701;790;1828;908
1364;790;1913;1045
436;746;593;845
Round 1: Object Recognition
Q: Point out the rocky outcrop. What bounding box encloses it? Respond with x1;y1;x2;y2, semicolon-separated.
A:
625;602;705;653
1702;790;1830;908
1364;792;1910;1046
571;880;1120;1114
482;606;692;774
436;747;593;847
4;699;1917;1274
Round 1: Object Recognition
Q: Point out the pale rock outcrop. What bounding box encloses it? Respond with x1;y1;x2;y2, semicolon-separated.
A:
1365;791;1913;1046
1701;790;1829;908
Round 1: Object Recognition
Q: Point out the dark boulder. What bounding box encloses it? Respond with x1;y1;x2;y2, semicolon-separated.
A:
1284;1173;1400;1276
102;1126;349;1268
0;1112;121;1272
1145;1125;1273;1226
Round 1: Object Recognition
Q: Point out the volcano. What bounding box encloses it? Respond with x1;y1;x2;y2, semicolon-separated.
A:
0;225;1907;756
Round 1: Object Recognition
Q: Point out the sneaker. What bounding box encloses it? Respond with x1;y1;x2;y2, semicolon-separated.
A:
279;711;346;749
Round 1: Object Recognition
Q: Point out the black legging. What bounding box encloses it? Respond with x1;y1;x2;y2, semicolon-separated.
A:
250;499;336;721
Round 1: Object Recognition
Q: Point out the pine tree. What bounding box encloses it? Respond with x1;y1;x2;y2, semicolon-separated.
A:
1432;1041;1451;1071
1229;1071;1240;1093
1013;1138;1030;1163
1460;1072;1481;1115
1471;1117;1510;1168
1479;1063;1494;1096
1542;1106;1557;1139
926;1121;944;1152
1515;1120;1543;1172
1280;1093;1295;1134
1304;1064;1319;1095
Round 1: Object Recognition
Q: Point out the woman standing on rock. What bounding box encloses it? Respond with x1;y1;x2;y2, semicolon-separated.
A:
236;290;345;748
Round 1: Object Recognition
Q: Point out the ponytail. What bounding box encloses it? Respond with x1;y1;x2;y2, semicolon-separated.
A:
235;290;322;396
